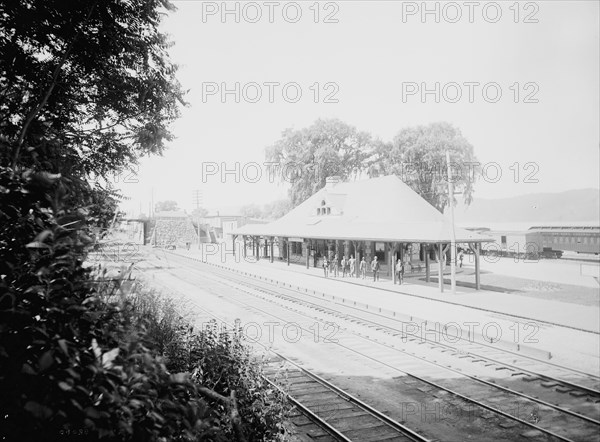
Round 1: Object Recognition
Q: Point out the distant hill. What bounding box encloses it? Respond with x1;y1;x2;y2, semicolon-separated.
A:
452;189;600;223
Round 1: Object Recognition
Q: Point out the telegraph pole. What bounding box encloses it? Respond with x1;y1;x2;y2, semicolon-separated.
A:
192;189;203;209
192;189;203;248
150;187;154;218
446;151;457;294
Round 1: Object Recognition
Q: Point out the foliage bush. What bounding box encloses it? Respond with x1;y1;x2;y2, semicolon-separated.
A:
123;286;290;441
1;1;290;439
0;168;289;441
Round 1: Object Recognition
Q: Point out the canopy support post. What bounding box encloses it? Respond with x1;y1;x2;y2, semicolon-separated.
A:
469;242;481;290
425;244;430;282
392;242;397;283
307;240;310;269
438;243;444;292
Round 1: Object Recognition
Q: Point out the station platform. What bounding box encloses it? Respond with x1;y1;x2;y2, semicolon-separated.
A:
155;246;600;374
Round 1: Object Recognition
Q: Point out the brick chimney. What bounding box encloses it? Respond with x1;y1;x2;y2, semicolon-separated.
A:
325;176;341;189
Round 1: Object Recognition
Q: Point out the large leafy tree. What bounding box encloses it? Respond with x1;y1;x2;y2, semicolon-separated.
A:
0;2;289;441
0;2;209;440
0;0;185;180
367;122;480;212
265;118;374;206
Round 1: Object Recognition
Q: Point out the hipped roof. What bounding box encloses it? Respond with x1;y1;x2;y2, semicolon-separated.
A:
232;175;492;244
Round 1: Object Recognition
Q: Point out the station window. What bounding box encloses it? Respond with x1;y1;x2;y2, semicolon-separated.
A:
316;200;332;216
501;235;507;245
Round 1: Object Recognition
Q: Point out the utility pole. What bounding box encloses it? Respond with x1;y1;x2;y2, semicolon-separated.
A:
151;187;154;218
192;189;203;209
192;189;203;248
446;151;457;294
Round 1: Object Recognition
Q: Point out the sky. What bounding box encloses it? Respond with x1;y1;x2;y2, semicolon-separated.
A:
117;1;599;217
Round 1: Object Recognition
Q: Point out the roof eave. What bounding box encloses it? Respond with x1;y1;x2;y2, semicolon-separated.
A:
229;230;494;244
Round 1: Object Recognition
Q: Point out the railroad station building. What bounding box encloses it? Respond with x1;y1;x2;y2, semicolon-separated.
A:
231;175;492;291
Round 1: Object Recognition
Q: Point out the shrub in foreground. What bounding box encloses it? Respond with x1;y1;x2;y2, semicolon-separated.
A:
0;169;289;441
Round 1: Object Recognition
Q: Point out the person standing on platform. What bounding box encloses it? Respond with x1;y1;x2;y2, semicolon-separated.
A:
341;256;348;277
395;258;404;284
359;256;367;279
458;249;464;268
371;256;380;281
322;256;329;277
349;255;356;278
333;253;339;277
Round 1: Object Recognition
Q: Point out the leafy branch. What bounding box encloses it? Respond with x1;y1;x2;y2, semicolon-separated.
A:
11;0;100;169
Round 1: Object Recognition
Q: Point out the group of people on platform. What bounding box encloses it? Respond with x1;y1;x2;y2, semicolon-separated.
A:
322;254;407;284
322;254;358;279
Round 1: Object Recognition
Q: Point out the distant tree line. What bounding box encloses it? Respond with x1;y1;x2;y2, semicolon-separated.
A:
239;199;292;220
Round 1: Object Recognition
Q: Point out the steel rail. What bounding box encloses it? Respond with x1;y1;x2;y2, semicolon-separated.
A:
160;252;598;442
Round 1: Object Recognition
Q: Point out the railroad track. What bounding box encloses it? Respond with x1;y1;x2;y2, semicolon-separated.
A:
161;250;600;442
149;269;430;442
172;252;600;390
256;252;599;336
263;358;429;442
222;268;600;415
180;254;599;378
